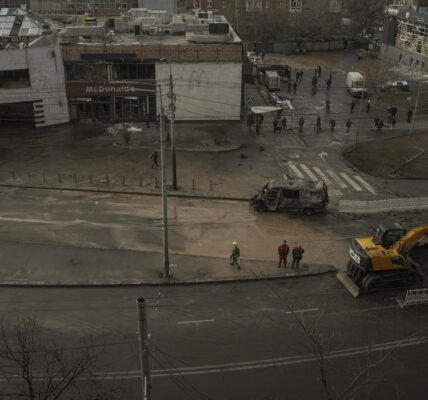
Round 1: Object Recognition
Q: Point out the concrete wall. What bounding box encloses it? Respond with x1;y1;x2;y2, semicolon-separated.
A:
381;44;428;72
138;0;177;15
0;36;70;127
156;62;242;121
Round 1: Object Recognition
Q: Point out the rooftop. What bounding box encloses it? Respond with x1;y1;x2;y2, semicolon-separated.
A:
387;5;428;25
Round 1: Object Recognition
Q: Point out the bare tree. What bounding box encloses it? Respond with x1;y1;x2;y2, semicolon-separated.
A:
344;0;387;35
0;318;123;400
291;308;390;400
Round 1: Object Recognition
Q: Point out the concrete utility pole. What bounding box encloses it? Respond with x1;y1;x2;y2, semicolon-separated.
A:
168;71;177;190
409;71;423;137
355;75;366;150
159;85;170;277
137;298;151;400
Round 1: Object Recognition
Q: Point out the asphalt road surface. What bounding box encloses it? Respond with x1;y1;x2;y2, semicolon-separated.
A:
1;277;427;400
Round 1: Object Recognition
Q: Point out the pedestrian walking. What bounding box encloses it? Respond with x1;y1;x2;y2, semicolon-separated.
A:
278;240;290;268
291;244;304;269
377;119;384;134
346;118;352;134
151;151;159;168
374;115;379;128
273;118;279;133
247;113;255;131
288;80;292;93
318;65;322;77
257;113;264;125
329;119;336;133
350;99;356;113
407;109;413;123
293;81;297;94
391;116;396;128
300;69;304;81
366;99;371;113
145;114;150;128
325;98;331;113
314;68;318;77
230;241;241;270
326;79;331;91
298;116;304;133
295;71;299;82
316;116;321;133
281;116;287;133
390;107;398;118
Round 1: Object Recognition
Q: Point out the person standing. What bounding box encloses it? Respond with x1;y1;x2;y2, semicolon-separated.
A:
314;68;318;77
366;99;371;113
316;116;321;133
407;109;413;123
230;241;241;270
374;115;379;128
273;118;279;133
391;116;396;128
300;69;304;81
278;240;290;268
151;151;159;168
298;116;305;133
318;65;322;77
293;81;297;94
377;119;384;134
326;79;331;91
281;116;287;133
350;99;356;113
295;71;299;82
325;98;331;113
329;119;336;133
292;244;304;269
346;118;352;134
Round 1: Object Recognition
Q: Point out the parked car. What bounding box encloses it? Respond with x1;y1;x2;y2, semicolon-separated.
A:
381;80;409;91
270;93;294;109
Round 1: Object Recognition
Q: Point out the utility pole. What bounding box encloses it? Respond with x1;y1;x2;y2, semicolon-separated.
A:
159;85;170;277
355;76;366;151
409;71;423;137
168;71;177;190
136;298;151;400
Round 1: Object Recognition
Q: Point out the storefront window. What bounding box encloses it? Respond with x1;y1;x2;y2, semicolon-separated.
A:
111;61;155;80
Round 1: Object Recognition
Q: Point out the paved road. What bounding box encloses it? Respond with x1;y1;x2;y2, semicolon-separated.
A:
1;276;428;399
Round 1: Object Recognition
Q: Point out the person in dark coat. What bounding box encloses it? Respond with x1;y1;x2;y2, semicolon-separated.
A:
151;151;159;168
346;118;352;133
326;79;331;91
295;71;299;82
298;116;304;133
273;118;279;133
292;244;304;269
145;114;150;128
230;241;241;270
329;119;336;133
374;115;379;128
325;98;331;113
407;109;413;123
350;99;356;113
377;119;384;134
278;240;290;268
316;116;321;133
366;99;371;113
318;65;322;77
281;116;287;133
293;81;297;94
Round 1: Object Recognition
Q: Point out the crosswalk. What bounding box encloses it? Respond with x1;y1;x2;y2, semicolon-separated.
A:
286;162;377;195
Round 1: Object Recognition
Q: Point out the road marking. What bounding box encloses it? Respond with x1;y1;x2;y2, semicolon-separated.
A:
330;189;343;196
287;162;305;179
340;173;363;191
312;167;332;185
285;308;319;315
326;170;347;189
353;175;377;194
177;319;215;325
300;164;318;181
59;335;428;381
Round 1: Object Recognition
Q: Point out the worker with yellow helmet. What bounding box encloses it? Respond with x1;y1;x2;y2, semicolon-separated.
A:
230;241;241;270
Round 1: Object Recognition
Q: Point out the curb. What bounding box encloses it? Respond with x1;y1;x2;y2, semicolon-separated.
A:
0;184;250;202
0;265;336;288
113;142;243;153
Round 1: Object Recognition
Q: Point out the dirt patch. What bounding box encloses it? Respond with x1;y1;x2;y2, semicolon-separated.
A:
343;133;428;178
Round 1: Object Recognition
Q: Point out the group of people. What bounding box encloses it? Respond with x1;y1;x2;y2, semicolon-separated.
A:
229;240;305;271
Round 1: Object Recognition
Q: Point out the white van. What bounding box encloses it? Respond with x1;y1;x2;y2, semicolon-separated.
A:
264;71;280;91
346;72;368;97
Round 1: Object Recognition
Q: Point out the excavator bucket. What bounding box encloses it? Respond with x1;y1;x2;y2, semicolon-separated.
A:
336;271;360;298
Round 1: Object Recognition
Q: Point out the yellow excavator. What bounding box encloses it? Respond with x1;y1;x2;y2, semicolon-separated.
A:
337;222;428;297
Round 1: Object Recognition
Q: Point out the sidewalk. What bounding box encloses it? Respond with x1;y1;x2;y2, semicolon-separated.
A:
0;241;335;286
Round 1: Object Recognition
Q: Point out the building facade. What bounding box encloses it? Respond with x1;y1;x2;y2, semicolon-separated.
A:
0;8;69;128
59;13;243;122
138;0;177;15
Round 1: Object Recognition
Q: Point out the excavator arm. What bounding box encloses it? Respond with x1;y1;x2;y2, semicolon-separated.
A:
393;225;428;254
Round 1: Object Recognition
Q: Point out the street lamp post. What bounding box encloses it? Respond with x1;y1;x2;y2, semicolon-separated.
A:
355;74;366;151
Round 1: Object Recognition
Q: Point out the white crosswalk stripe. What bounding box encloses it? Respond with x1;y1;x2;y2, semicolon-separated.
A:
340;173;363;191
300;164;318;181
326;170;347;189
353;175;377;194
286;163;376;195
287;162;305;179
312;167;333;185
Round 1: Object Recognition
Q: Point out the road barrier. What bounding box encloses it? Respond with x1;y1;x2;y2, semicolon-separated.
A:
397;288;428;308
339;197;428;214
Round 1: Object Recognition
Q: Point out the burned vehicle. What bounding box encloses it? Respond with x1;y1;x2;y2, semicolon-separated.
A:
250;178;329;215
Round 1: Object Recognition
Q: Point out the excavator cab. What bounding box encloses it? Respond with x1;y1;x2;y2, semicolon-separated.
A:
372;223;407;248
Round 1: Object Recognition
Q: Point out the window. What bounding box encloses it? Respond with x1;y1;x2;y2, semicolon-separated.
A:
279;0;284;8
289;0;302;12
264;0;270;8
0;69;30;89
246;0;262;12
221;0;227;8
111;61;155;80
282;189;299;199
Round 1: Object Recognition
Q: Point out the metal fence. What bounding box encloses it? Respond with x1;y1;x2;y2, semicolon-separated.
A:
339;197;428;214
